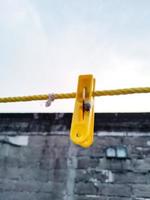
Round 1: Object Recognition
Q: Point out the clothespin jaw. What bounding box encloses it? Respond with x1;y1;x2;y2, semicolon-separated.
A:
70;74;95;148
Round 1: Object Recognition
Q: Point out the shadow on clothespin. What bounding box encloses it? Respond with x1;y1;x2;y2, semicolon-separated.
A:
70;74;95;148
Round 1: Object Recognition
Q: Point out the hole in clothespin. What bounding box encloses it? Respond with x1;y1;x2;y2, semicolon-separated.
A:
83;87;86;99
82;87;86;120
82;87;91;112
76;132;81;138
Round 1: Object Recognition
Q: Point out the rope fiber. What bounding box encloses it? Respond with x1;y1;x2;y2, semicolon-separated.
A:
0;87;150;103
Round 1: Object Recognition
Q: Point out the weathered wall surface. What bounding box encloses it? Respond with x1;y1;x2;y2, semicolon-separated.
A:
0;113;150;200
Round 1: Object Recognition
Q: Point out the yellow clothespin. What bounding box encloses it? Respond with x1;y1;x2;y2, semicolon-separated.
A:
70;74;95;148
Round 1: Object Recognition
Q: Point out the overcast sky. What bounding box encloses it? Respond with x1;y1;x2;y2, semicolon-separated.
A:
0;0;150;113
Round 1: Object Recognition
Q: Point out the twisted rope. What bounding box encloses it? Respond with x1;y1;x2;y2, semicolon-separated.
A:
0;87;150;103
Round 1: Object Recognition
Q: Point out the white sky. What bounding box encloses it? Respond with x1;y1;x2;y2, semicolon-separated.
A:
0;0;150;113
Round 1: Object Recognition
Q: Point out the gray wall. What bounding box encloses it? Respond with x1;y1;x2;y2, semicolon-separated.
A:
0;113;150;200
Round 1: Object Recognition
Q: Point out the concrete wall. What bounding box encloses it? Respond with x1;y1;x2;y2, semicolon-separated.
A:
0;113;150;200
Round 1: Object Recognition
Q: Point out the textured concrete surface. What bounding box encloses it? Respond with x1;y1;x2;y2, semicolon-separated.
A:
0;113;150;200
